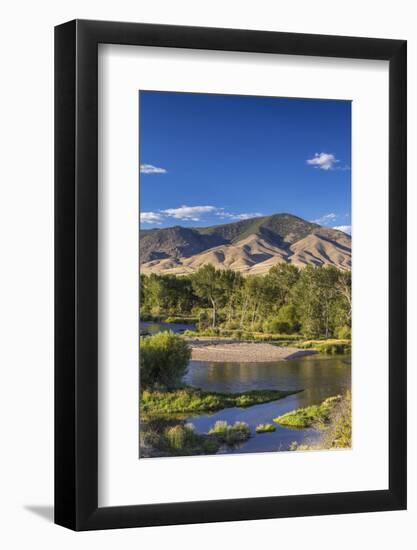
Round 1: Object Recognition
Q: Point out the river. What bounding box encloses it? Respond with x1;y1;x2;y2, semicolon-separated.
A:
140;321;351;454
183;355;351;453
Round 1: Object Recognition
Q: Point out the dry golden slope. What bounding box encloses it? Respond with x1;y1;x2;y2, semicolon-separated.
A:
141;231;351;276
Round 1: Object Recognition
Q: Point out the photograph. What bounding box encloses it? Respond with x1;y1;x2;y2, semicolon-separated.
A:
138;90;352;458
0;2;409;540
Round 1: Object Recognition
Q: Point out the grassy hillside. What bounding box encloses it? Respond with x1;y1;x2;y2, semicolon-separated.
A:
140;212;349;265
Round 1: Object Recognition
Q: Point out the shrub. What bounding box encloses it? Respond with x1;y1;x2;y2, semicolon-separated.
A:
321;392;352;448
256;424;276;433
288;392;352;451
277;305;300;331
163;315;198;324
276;321;291;334
251;321;264;332
197;310;211;331
274;396;342;428
164;425;187;450
264;305;300;334
336;325;351;339
160;423;220;455
209;327;221;336
297;339;351;354
317;341;351;354
163;316;176;324
140;331;191;389
208;420;251;444
209;420;228;434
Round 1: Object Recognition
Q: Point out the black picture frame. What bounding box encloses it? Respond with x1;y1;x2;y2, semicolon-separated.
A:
55;19;407;531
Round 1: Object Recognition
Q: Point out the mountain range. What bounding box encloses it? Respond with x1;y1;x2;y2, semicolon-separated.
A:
140;213;351;276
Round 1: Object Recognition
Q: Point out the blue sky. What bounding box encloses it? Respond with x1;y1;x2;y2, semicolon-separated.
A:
139;91;351;234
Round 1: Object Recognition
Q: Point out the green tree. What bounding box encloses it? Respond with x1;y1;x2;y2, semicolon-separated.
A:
219;269;244;325
292;266;340;338
192;265;224;327
140;274;196;317
265;264;300;309
140;332;191;389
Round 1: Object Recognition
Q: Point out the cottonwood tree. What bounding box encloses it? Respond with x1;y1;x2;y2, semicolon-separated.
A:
191;264;224;327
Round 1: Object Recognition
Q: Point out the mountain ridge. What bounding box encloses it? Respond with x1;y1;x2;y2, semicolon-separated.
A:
140;213;351;275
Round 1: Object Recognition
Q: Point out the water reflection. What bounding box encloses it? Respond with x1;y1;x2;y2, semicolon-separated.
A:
183;354;351;454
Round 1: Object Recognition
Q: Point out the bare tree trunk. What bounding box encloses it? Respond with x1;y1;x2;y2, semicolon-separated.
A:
251;302;259;329
240;296;248;328
210;297;216;327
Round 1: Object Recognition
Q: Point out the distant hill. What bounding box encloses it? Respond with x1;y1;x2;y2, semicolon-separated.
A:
140;213;351;275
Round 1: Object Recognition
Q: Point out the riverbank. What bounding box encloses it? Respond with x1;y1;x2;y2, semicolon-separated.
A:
140;419;252;458
140;354;351;457
186;337;318;362
141;386;301;416
274;395;342;428
275;392;352;450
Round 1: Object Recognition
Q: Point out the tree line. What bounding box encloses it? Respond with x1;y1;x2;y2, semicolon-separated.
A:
140;263;351;339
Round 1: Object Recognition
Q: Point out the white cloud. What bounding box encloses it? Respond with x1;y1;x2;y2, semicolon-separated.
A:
313;213;337;225
141;205;264;226
140;212;163;224
161;205;217;221
333;225;352;235
140;164;167;174
216;210;263;221
234;212;263;220
307;152;339;171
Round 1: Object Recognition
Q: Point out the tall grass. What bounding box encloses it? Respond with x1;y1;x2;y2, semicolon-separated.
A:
296;339;351;354
285;392;352;451
161;423;219;455
255;424;276;433
141;387;299;416
208;421;251;444
274;396;342;428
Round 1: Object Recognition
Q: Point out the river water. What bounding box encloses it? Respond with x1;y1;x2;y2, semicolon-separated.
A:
140;321;351;454
183;355;351;453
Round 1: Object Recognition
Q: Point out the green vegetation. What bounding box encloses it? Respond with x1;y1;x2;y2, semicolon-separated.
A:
140;312;163;322
197;213;316;244
288;392;352;450
163;423;219;454
322;391;352;448
139;256;351;457
141;393;352;457
140;332;191;389
256;423;276;433
140;419;252;457
296;339;351;354
141;263;351;340
141;387;299;416
208;421;251;444
274;396;342;428
141;421;220;456
163;315;198;324
183;328;301;341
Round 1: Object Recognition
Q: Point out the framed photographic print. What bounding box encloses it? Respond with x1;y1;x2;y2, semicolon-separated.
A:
55;20;407;530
